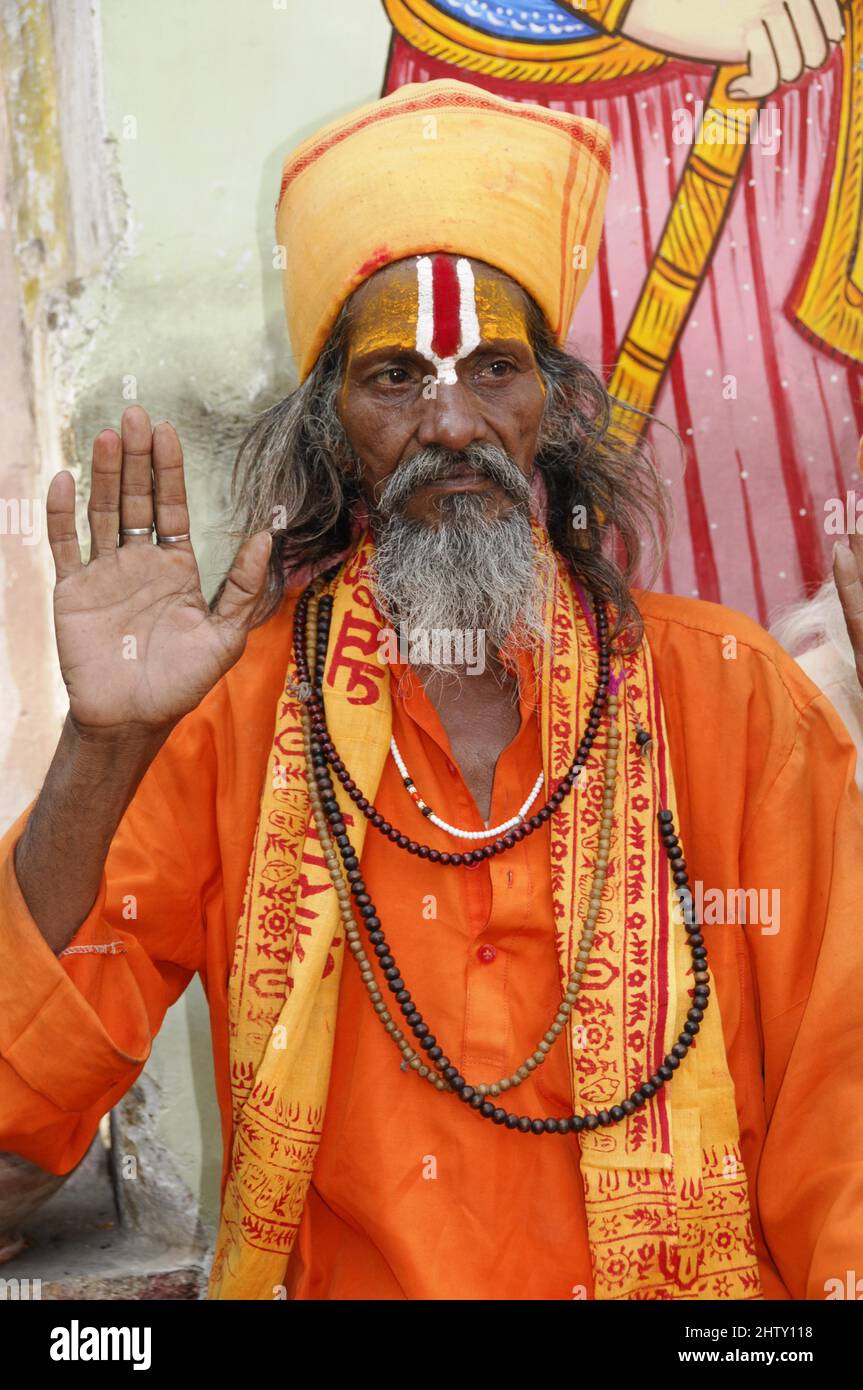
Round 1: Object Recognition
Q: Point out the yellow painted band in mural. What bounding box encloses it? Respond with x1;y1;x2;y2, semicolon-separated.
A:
791;0;863;366
608;67;757;438
382;0;665;84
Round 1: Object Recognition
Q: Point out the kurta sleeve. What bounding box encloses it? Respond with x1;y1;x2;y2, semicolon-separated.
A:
0;706;219;1175
741;686;863;1299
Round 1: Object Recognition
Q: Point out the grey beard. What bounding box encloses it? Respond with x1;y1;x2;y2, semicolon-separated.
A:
366;445;551;677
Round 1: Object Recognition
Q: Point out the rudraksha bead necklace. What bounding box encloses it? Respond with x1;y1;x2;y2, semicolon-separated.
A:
291;577;712;1133
292;576;610;865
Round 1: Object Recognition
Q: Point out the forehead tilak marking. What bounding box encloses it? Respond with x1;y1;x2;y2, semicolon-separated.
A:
345;257;534;378
415;254;480;386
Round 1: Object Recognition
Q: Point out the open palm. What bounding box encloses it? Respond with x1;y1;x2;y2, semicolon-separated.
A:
48;406;271;737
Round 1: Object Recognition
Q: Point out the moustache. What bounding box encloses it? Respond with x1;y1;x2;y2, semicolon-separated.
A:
374;444;532;518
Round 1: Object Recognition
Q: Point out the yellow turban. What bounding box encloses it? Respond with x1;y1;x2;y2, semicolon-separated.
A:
276;79;611;382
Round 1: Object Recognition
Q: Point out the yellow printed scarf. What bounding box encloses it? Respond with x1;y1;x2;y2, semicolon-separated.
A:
208;529;762;1300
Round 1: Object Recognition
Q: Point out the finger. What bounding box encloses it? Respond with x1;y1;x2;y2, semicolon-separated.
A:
843;434;863;578
790;0;829;69
119;404;154;544
46;470;82;579
86;429;123;558
728;24;780;100
812;0;845;44
214;532;273;630
152;422;191;549
833;539;863;683
766;8;805;84
848;512;863;574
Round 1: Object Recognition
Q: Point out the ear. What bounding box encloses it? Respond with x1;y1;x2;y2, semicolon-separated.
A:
351;496;371;539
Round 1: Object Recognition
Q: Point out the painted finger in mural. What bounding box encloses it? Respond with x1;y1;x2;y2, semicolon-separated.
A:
620;0;845;96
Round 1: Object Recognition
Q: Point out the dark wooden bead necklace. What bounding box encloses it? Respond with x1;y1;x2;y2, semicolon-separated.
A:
292;577;611;865
293;575;711;1133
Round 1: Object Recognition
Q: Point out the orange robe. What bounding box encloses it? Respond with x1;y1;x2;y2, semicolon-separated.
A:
1;588;862;1300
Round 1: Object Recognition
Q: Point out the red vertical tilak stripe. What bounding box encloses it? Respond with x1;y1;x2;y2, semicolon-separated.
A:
430;254;461;359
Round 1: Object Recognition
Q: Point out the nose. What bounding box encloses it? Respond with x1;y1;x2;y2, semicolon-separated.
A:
415;377;488;453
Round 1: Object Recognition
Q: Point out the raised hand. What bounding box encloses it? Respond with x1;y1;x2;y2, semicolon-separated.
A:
47;406;271;739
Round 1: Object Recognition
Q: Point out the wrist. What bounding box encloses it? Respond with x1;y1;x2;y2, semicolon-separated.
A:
57;713;175;814
64;711;176;761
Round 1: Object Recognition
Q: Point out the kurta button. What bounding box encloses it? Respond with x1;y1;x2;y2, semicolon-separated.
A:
477;945;497;964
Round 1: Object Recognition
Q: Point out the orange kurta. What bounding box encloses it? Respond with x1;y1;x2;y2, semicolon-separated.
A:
1;587;862;1300
286;647;592;1299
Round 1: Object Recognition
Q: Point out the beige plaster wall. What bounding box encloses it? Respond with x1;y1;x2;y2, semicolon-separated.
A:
1;0;391;1238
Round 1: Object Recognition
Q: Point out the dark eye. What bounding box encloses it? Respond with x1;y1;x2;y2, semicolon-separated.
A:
375;365;412;386
479;358;515;378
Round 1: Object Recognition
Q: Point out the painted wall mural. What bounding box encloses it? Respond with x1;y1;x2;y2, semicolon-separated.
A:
381;0;863;624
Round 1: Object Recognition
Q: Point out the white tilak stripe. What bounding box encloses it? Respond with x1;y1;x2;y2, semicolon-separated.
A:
415;255;435;362
455;257;480;361
413;254;480;386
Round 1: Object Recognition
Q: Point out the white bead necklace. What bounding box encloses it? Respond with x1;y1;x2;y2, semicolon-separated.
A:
390;735;546;841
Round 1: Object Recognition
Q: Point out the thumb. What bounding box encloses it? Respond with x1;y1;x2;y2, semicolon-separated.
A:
729;25;780;101
214;531;273;629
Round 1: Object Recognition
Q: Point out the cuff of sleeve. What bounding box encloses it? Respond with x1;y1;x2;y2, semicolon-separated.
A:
0;807;150;1111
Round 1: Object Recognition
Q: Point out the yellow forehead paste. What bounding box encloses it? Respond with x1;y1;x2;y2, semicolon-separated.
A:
346;278;418;367
472;272;531;345
346;258;541;391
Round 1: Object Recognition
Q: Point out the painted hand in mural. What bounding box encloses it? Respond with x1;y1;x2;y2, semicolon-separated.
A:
621;0;844;97
46;406;272;739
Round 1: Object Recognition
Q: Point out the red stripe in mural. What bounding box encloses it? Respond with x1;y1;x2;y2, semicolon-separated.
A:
743;178;820;591
430;255;461;359
669;354;721;603
626;91;655;266
846;365;863;442
814;361;850;500
706;267;765;616
626;86;675;595
735;450;768;628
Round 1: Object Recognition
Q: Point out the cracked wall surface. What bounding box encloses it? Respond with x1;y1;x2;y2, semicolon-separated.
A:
1;0;389;1244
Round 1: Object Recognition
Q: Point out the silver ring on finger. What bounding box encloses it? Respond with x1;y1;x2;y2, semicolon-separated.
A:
156;532;191;545
120;526;153;538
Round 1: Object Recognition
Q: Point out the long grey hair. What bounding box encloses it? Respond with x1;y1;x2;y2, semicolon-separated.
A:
228;287;673;649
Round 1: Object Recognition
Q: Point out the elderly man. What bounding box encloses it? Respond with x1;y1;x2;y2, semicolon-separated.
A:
1;79;861;1303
